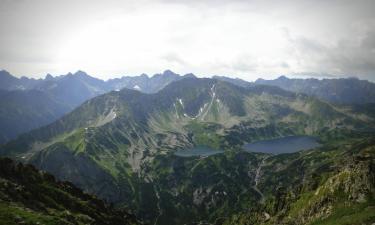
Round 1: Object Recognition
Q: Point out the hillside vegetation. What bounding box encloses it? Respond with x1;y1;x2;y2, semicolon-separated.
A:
1;77;374;224
0;157;141;225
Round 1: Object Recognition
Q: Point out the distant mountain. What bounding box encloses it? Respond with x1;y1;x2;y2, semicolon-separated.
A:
1;69;375;146
255;76;375;104
0;70;41;90
0;69;195;95
0;157;140;225
34;70;110;108
0;90;70;144
215;75;375;104
0;70;192;144
1;77;374;224
107;70;195;93
213;75;253;88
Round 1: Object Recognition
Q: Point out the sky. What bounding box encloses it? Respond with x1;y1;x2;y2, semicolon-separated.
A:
0;0;374;81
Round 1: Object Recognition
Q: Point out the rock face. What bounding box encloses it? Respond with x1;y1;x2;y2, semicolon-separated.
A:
1;77;374;224
0;157;141;225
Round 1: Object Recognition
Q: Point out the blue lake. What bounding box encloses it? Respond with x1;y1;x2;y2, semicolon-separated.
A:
174;146;224;157
243;136;321;154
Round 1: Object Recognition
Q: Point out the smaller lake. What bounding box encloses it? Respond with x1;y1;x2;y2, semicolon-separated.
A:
174;146;224;157
243;136;321;154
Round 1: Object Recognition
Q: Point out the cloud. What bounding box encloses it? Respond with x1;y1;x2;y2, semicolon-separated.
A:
283;25;375;80
0;0;374;81
289;72;339;79
161;53;187;66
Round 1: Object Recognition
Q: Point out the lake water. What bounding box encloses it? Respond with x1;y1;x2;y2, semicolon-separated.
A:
243;136;320;154
174;146;224;157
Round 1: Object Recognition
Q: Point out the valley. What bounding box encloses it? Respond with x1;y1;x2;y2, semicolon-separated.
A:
0;76;374;224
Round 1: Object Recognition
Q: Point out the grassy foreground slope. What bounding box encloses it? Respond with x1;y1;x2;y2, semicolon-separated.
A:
0;157;141;225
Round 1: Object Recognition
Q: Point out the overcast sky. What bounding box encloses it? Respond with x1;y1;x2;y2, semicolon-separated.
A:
0;0;374;81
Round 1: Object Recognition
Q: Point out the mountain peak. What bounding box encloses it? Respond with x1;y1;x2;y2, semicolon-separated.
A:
162;69;178;76
0;70;15;78
73;70;89;77
45;73;54;80
183;73;196;78
255;78;265;82
151;70;179;79
277;75;289;80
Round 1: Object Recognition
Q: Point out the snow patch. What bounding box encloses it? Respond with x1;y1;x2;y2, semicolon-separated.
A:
95;108;117;127
133;85;141;90
211;84;215;92
178;98;184;107
210;84;216;97
200;84;217;120
173;103;179;118
195;103;208;119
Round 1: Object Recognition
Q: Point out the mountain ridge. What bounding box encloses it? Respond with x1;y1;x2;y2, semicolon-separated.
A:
0;70;194;144
1;77;374;224
255;75;375;104
1;70;374;145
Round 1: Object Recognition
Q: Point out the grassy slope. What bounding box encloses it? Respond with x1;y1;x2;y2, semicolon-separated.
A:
1;78;374;224
0;157;140;225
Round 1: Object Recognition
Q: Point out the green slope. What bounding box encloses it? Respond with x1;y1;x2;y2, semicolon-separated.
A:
223;137;375;225
0;157;140;225
1;77;374;224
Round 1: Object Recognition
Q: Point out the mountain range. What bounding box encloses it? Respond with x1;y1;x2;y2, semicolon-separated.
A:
2;69;375;145
213;75;375;105
1;76;374;224
0;70;192;144
255;76;375;104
